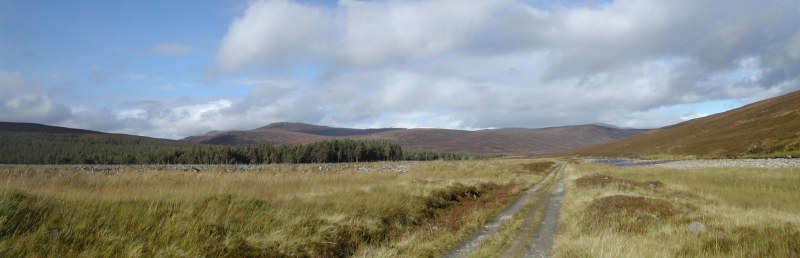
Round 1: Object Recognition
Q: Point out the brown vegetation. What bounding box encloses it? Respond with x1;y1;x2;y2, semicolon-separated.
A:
519;161;557;175
575;174;663;189
585;195;676;234
0;159;550;257
569;89;800;158
553;162;800;258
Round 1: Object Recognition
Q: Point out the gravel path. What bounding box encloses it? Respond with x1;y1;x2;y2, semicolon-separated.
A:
499;176;556;258
525;167;565;258
441;164;563;258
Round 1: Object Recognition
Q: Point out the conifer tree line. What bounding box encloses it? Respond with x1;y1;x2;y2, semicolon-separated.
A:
0;131;500;165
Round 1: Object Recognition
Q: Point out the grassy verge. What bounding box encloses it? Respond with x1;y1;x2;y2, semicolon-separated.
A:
553;162;800;257
0;159;554;257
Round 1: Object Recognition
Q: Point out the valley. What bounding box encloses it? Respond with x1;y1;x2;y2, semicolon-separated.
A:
4;1;799;257
2;90;800;257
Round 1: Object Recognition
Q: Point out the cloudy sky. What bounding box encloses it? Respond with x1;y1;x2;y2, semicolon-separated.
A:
2;0;799;139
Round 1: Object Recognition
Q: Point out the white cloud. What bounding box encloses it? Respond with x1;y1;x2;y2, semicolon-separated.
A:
208;0;800;132
116;109;146;120
7;0;800;140
680;112;709;121
0;71;66;123
334;0;501;65
0;71;323;139
216;0;329;72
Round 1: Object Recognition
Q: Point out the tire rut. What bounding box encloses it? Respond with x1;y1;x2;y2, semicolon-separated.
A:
440;164;564;258
525;166;565;257
499;172;559;258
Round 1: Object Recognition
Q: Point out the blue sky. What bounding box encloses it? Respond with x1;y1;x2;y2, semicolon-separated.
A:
2;1;242;105
2;0;799;139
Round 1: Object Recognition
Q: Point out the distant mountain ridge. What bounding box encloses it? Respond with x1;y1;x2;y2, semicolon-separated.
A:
0;122;109;135
203;130;229;136
569;89;800;158
255;122;404;137
0;122;186;143
591;122;639;130
182;122;648;156
0;121;649;157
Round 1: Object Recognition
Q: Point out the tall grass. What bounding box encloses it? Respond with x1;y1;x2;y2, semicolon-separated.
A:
0;160;553;257
553;163;800;258
596;166;800;213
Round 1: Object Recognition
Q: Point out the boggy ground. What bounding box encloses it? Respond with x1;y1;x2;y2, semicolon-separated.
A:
553;162;800;257
0;159;556;257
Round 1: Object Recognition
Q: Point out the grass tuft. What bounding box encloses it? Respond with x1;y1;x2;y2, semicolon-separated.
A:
0;189;52;239
574;174;663;190
584;195;676;234
519;161;556;175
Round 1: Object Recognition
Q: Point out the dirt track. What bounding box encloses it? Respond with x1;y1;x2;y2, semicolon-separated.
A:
441;164;566;258
524;166;565;257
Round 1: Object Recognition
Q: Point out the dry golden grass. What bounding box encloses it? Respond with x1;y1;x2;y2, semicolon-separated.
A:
553;162;800;258
0;159;555;257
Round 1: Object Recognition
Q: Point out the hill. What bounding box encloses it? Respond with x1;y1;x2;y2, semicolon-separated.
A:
256;122;403;136
0;122;200;164
183;123;647;156
0;122;442;164
0;122;110;135
569;89;800;158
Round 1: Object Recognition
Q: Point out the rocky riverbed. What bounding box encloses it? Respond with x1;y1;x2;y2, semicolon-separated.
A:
650;158;800;169
587;158;800;169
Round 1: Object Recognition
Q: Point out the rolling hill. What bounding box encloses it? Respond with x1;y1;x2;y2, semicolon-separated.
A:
569;89;800;158
0;122;424;164
182;122;404;146
182;123;648;156
0;122;111;135
0;122;200;164
0;122;190;143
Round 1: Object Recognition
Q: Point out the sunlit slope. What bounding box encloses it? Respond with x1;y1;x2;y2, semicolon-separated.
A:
571;90;800;158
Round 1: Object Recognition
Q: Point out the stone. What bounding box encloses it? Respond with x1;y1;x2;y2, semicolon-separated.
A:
687;221;706;232
48;229;59;241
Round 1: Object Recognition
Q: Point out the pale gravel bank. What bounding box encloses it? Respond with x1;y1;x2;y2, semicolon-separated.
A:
651;158;800;169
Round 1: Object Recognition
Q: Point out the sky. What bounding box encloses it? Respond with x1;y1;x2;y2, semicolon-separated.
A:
1;0;799;139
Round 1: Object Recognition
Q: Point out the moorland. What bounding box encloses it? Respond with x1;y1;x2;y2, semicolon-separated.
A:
1;159;556;257
2;89;800;257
